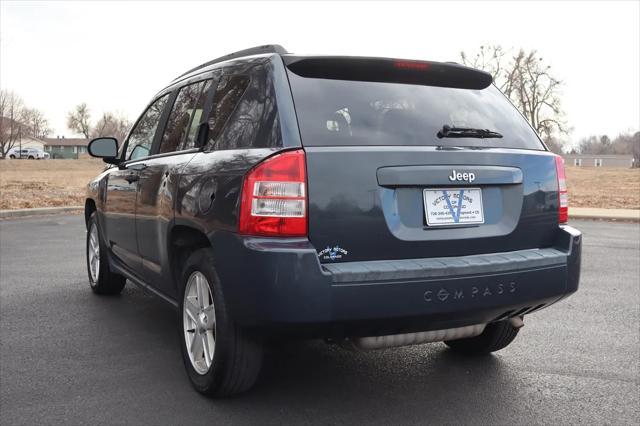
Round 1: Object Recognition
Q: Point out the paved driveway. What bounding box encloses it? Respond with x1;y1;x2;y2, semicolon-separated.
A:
1;216;638;425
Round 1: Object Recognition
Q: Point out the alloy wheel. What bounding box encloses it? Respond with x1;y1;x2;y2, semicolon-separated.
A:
183;271;216;375
88;223;100;283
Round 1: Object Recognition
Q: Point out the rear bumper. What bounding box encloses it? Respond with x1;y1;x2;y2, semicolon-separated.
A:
211;225;581;338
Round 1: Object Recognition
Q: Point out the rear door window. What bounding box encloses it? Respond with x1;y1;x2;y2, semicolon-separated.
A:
159;80;213;154
126;94;170;160
286;72;545;150
204;75;250;149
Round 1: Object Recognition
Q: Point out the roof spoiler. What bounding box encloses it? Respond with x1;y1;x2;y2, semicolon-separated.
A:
172;44;288;82
284;56;493;90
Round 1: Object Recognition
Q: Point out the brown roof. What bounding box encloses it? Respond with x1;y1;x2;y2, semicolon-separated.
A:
42;137;90;147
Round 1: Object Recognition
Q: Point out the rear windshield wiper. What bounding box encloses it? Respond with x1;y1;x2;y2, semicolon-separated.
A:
437;125;503;139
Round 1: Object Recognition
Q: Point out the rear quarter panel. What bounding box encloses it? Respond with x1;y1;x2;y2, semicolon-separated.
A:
173;54;302;236
174;148;279;233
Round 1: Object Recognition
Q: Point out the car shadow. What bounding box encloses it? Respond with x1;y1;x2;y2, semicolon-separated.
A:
89;284;523;424
214;331;518;423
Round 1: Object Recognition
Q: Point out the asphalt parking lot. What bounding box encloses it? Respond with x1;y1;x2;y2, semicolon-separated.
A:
0;215;638;425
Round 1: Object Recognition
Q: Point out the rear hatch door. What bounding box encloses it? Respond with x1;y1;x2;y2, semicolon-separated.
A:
284;57;560;263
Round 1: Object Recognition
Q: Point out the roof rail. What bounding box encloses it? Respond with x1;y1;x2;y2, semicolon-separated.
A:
172;44;288;82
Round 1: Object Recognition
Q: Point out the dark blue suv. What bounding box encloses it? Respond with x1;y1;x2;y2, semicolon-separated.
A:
85;45;581;396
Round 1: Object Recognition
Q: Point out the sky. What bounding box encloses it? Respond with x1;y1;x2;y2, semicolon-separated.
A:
1;0;639;146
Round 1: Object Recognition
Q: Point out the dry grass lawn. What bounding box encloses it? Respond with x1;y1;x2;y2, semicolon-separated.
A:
1;159;638;210
565;166;640;209
0;159;104;209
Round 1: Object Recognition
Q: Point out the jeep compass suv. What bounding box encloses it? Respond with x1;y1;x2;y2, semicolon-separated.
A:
85;45;581;397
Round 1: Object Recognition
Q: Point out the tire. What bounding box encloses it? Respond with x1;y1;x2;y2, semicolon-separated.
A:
28;155;34;159
9;155;15;159
86;212;126;295
178;248;263;397
445;320;519;355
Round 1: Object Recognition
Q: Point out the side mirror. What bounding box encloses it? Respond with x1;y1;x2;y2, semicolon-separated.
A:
88;137;120;165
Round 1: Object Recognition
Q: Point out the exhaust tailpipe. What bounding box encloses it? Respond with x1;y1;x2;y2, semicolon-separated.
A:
509;316;524;329
340;324;486;351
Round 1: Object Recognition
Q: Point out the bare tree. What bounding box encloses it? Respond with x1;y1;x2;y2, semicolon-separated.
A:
578;135;601;154
91;112;131;142
0;90;27;158
630;132;640;167
460;45;515;96
461;46;568;152
67;103;92;138
91;112;113;139
20;107;51;139
599;135;611;149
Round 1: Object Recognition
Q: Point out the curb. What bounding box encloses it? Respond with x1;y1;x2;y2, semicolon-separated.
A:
569;208;640;222
0;206;84;219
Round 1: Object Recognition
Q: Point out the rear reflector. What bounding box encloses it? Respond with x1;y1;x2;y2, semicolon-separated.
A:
555;155;568;223
239;150;307;237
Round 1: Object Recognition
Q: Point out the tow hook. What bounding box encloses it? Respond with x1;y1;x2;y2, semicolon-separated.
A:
509;316;524;329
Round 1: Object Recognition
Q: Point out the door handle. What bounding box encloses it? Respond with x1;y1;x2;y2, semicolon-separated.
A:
128;163;148;171
125;174;139;184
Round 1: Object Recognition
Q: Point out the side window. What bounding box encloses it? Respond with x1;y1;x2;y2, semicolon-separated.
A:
205;75;250;149
159;80;212;154
126;94;169;160
183;80;213;150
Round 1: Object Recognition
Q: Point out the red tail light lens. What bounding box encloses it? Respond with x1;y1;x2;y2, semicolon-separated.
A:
239;149;307;237
555;155;568;224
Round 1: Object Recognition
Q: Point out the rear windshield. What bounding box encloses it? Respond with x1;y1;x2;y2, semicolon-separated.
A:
287;72;545;150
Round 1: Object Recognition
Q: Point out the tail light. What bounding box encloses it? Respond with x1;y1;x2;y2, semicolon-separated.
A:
239;149;307;237
393;60;430;70
555;155;568;224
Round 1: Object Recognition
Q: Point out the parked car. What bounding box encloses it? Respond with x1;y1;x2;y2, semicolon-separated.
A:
7;147;47;159
85;45;581;397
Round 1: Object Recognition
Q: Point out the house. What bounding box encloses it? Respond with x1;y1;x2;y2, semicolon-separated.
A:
0;116;45;152
8;135;45;151
562;154;634;168
16;135;45;151
42;136;90;159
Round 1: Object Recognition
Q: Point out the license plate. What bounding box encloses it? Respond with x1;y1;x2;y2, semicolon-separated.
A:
423;188;484;226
